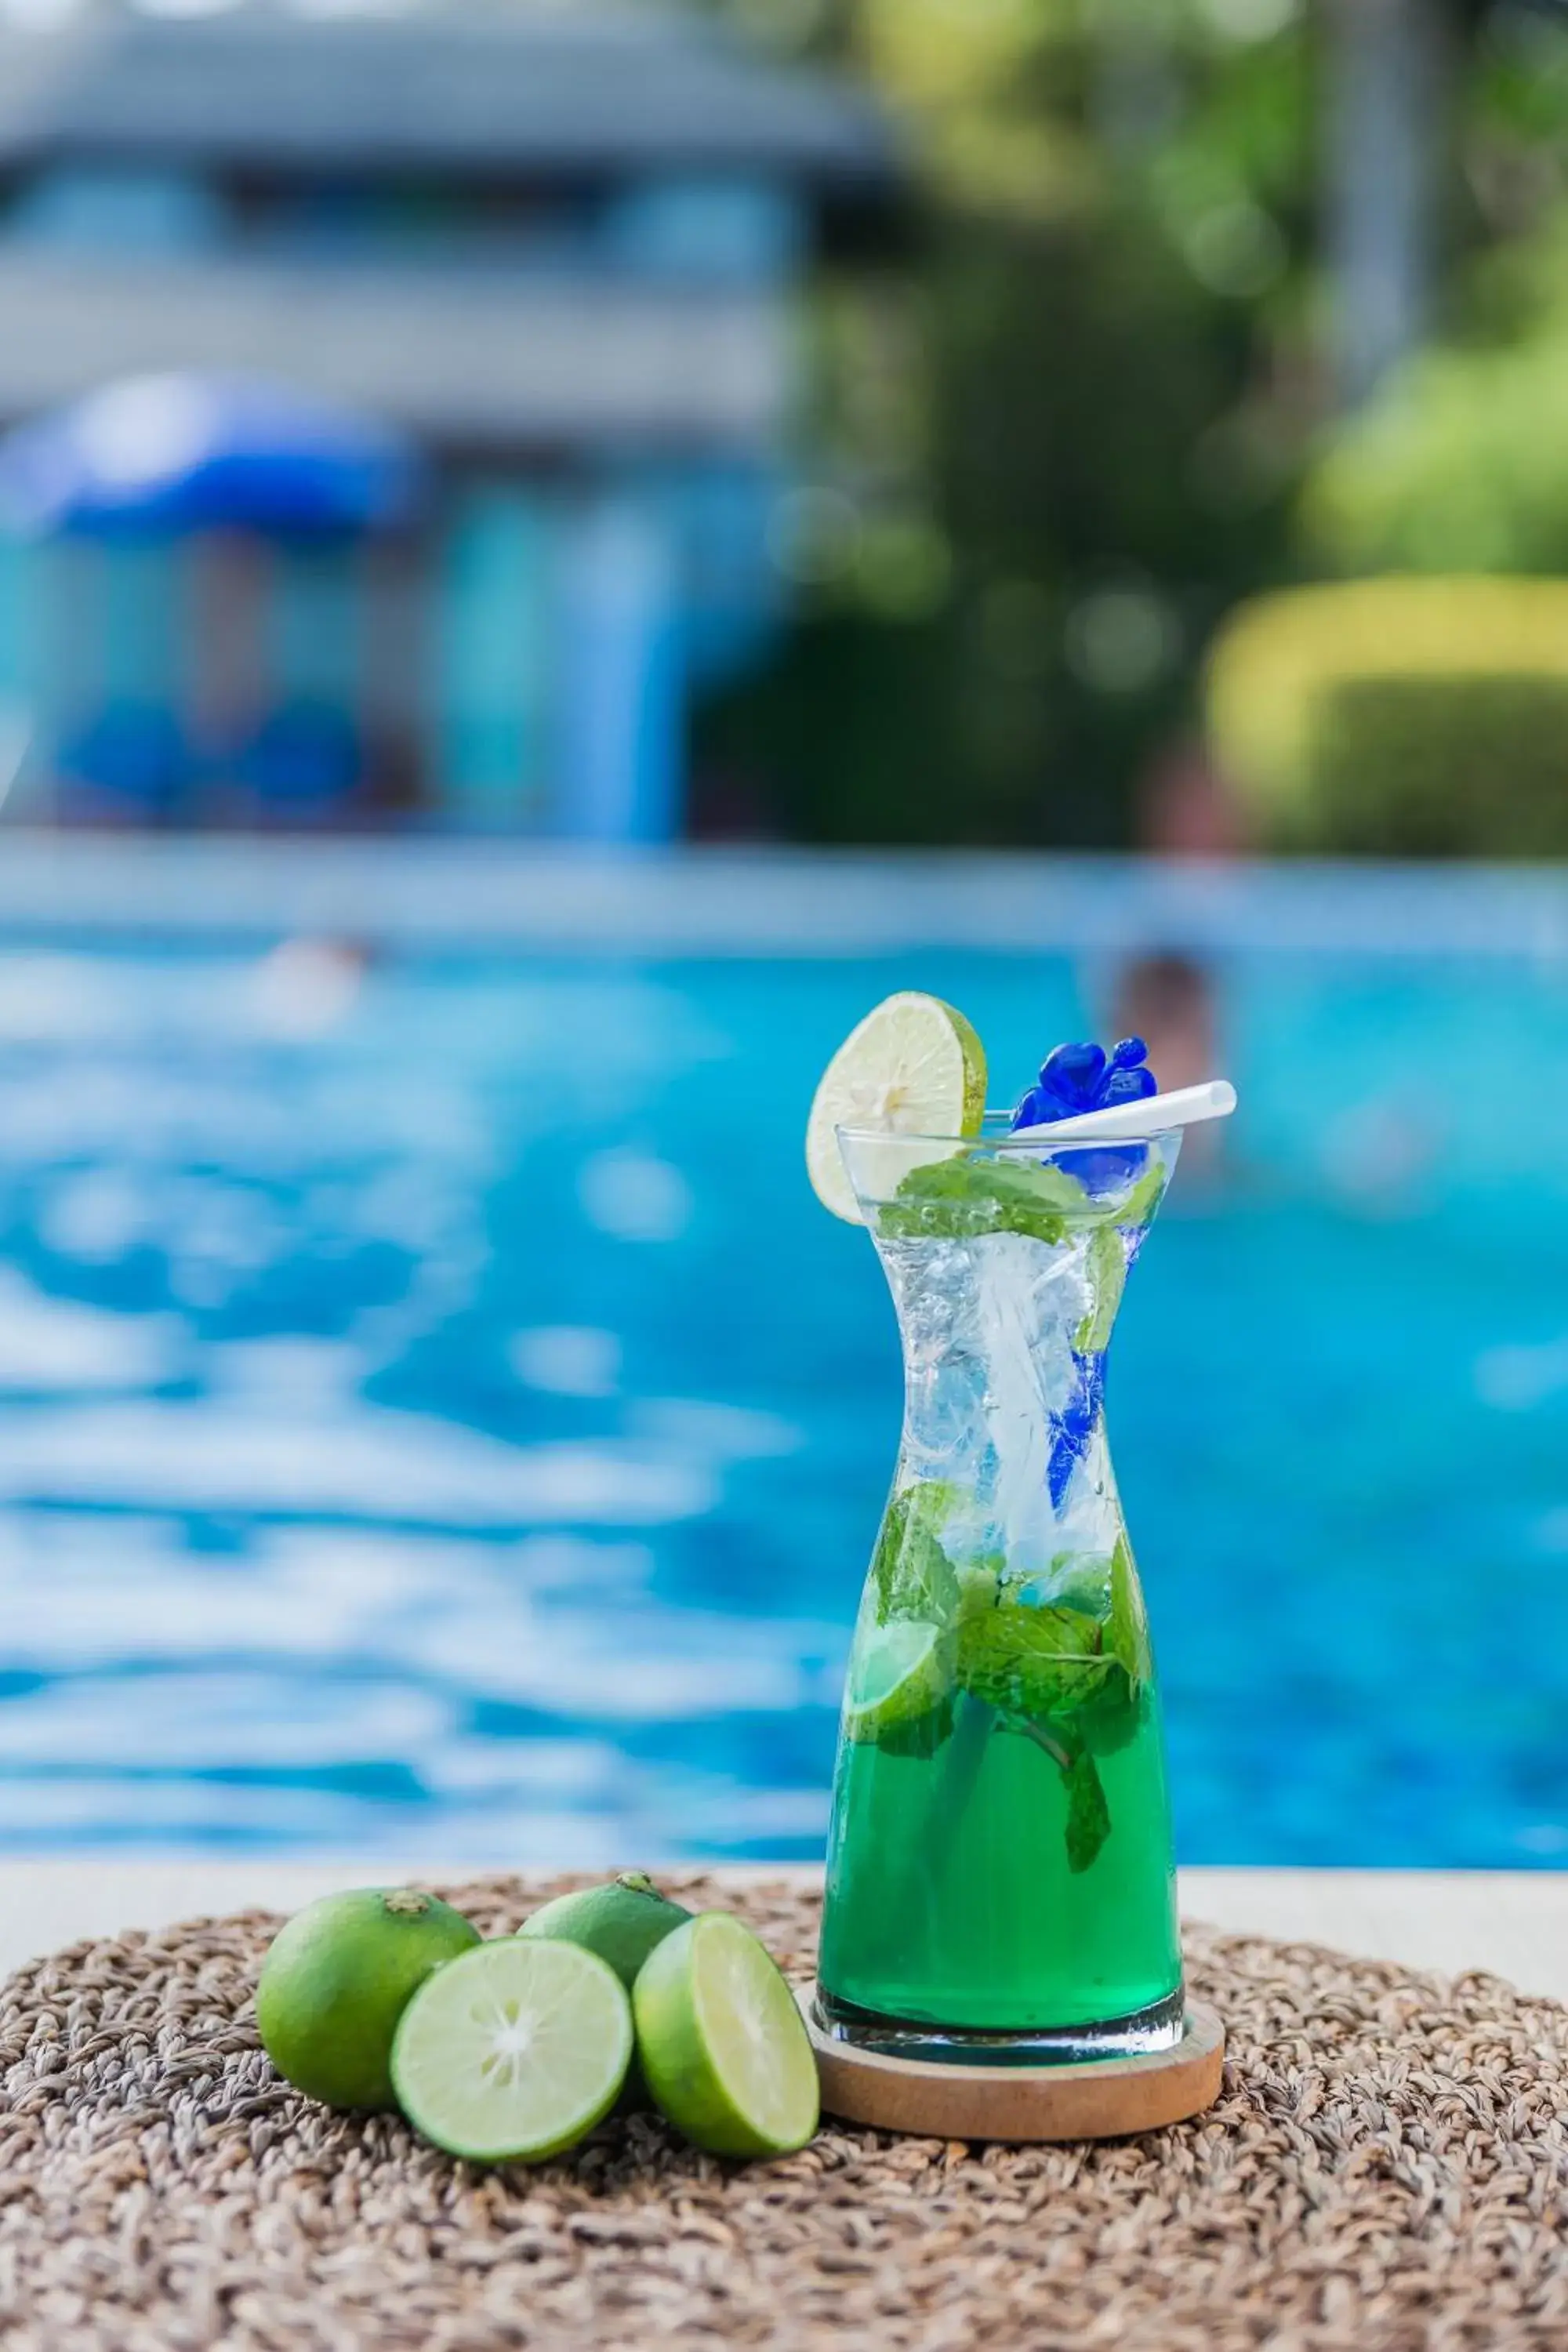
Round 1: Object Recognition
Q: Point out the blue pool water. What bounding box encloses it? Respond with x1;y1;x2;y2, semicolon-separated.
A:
1;912;1567;1866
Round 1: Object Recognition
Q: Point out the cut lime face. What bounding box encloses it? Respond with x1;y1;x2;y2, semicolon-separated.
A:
633;1912;819;2160
844;1620;951;1742
805;992;986;1225
391;1937;632;2164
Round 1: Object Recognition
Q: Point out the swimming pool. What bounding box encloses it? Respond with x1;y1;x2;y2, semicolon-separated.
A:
0;847;1566;1867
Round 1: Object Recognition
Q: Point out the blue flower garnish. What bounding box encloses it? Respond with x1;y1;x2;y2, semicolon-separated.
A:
1049;1350;1106;1508
1013;1035;1156;1214
1011;1036;1157;1131
1011;1042;1160;1505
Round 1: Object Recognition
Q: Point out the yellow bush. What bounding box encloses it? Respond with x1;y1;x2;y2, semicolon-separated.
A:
1206;576;1568;855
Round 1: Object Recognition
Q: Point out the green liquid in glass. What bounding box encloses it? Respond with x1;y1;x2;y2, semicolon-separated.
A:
819;1684;1180;2032
818;1132;1188;2052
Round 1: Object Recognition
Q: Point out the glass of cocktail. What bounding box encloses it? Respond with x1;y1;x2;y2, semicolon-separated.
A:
805;998;1219;2069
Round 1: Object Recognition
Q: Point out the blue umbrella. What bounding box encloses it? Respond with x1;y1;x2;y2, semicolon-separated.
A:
0;373;423;537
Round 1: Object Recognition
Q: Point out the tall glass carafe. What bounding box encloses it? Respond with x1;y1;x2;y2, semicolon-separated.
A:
817;1118;1183;2063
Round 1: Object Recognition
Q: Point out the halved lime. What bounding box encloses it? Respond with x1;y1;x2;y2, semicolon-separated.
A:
844;1619;951;1743
805;992;986;1225
390;1937;632;2163
633;1912;819;2159
516;1872;693;2114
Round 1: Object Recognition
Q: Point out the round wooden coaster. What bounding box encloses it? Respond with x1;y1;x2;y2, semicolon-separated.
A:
802;1993;1225;2143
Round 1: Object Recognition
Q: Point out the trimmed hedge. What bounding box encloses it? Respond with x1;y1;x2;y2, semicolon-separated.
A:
1205;576;1568;856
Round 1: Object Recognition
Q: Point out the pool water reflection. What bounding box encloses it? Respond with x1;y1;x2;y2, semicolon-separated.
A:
0;936;1564;1865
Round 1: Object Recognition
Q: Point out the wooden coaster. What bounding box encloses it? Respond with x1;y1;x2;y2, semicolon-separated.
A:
802;1992;1225;2143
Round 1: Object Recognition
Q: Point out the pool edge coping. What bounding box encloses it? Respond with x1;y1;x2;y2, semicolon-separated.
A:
2;1860;1566;2002
0;836;1564;957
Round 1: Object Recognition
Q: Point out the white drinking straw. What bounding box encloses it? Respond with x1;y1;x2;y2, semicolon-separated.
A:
1010;1077;1238;1145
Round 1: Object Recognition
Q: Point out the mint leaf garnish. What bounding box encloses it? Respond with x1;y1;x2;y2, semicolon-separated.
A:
1063;1748;1111;1873
1050;1536;1150;1757
874;1149;1167;1247
956;1602;1109;1722
1048;1552;1113;1616
1113;1163;1168;1229
1077;1660;1141;1756
954;1561;1000;1624
1106;1536;1152;1684
1073;1221;1127;1352
873;1693;956;1760
874;1154;1077;1244
871;1485;961;1626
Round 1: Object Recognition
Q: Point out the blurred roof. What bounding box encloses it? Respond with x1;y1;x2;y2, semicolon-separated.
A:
0;252;788;448
0;5;897;191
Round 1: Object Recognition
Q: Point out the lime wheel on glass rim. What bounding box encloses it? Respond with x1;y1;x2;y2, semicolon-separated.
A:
805;992;986;1224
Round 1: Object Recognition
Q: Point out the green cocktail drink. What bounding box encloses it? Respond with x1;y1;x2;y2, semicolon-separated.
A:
821;1621;1180;2040
822;1694;1178;2035
807;1011;1189;2063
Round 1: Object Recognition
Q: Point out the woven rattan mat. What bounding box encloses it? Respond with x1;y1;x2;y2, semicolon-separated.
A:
2;1875;1566;2352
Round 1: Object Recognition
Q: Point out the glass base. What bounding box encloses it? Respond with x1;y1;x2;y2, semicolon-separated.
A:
813;1983;1186;2067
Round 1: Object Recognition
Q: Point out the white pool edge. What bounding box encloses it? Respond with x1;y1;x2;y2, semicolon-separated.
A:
0;835;1566;958
3;1860;1566;2002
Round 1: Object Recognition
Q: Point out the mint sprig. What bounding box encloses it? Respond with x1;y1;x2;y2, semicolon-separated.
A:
871;1485;961;1626
859;1496;1155;1877
873;1154;1075;1243
873;1151;1169;1247
956;1602;1109;1720
1062;1748;1111;1875
1107;1536;1152;1683
873;1694;956;1761
1073;1222;1127;1352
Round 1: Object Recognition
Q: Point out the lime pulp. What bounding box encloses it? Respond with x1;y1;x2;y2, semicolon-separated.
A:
391;1937;633;2163
632;1911;819;2159
844;1621;950;1742
805;991;987;1225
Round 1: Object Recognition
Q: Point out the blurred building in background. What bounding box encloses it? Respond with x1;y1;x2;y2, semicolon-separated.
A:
0;3;893;833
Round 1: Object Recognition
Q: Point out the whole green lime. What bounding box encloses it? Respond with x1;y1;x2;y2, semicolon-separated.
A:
516;1872;691;1989
256;1887;481;2111
517;1872;692;2111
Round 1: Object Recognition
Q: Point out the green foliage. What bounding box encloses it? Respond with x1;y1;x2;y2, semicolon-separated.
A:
873;1150;1165;1244
1206;576;1568;855
1062;1748;1112;1875
1107;1536;1152;1685
688;0;1568;846
1305;323;1568;579
874;1152;1077;1243
1073;1223;1127;1352
956;1600;1109;1720
690;0;1312;847
1304;32;1568;582
870;1484;961;1623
